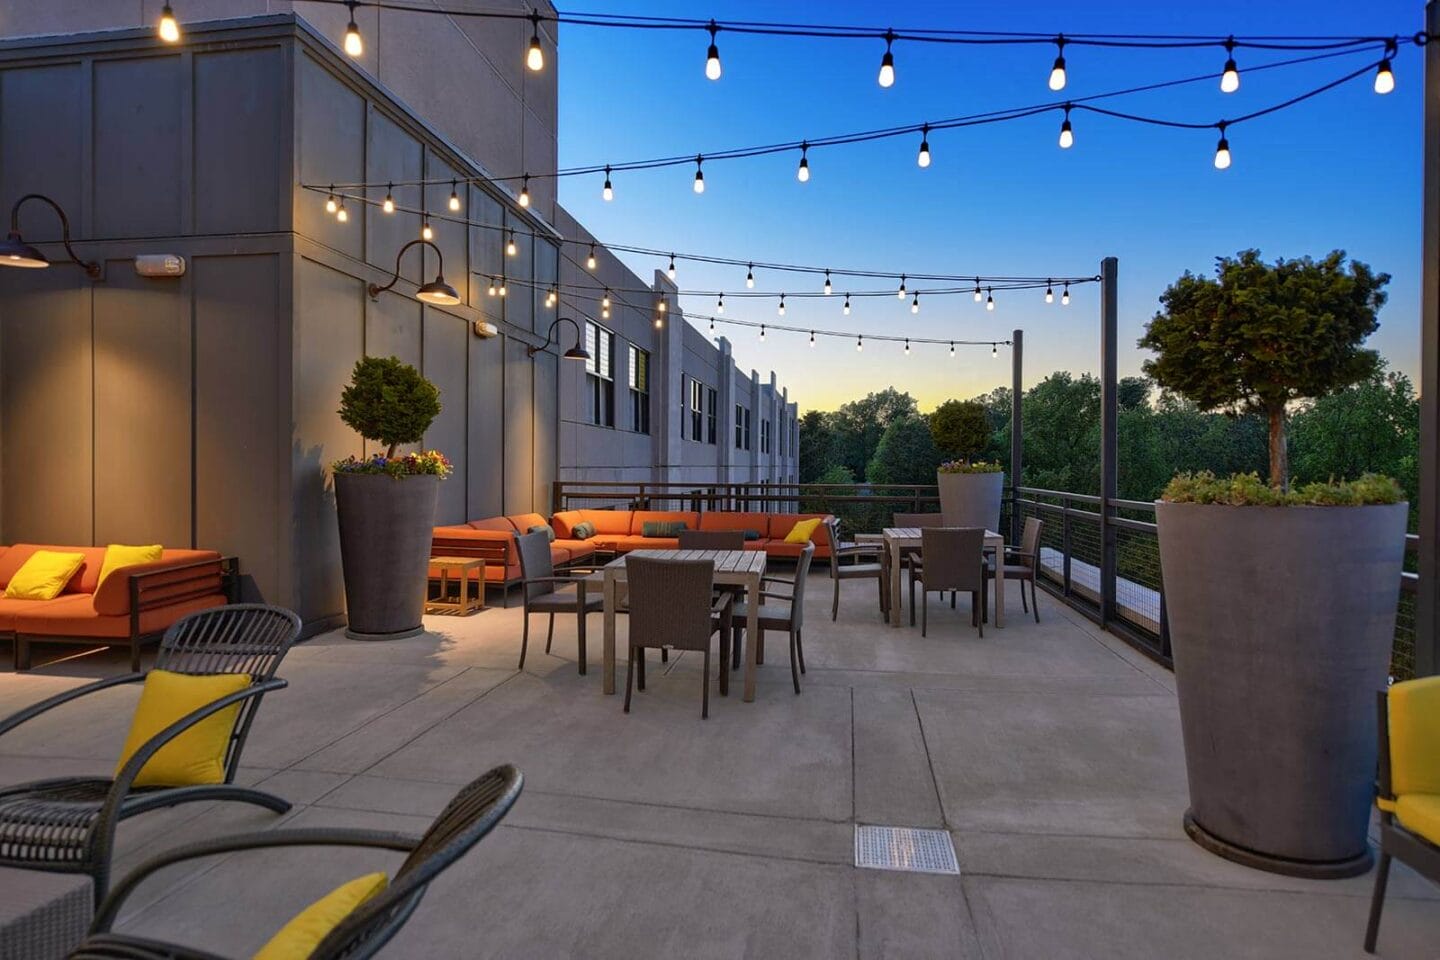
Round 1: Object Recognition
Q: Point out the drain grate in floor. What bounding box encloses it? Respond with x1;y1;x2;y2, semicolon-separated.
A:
854;825;960;875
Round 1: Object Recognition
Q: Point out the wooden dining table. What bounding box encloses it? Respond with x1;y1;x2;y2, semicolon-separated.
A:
586;549;768;701
875;527;1007;629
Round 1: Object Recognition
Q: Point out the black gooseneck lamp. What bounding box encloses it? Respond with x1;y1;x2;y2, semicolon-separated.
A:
366;238;462;305
0;193;103;280
528;317;590;361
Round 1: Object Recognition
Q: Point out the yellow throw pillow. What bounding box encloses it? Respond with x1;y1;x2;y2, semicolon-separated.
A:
4;550;86;600
784;518;823;544
97;543;163;589
115;670;251;787
252;873;389;960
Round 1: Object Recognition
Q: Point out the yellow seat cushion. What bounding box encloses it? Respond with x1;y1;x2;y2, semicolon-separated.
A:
1388;676;1440;799
252;872;388;960
784;517;823;544
3;550;86;600
115;669;251;787
1394;794;1440;845
97;543;164;589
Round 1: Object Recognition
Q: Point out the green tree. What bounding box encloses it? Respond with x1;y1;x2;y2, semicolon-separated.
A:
1118;376;1152;410
1290;364;1419;506
828;388;919;480
1138;250;1389;489
1017;372;1102;493
929;399;991;460
338;355;441;458
798;410;833;482
865;414;940;485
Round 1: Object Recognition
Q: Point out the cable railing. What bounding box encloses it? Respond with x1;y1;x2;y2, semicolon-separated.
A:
551;479;1417;679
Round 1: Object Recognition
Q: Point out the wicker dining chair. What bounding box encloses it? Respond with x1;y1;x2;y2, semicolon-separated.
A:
822;517;889;622
623;556;733;718
0;604;301;908
516;530;602;674
68;764;524;960
985;517;1045;623
677;529;746;550
731;542;815;694
910;528;987;638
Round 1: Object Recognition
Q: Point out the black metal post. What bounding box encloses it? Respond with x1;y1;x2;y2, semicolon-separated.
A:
1099;257;1119;627
1419;0;1440;678
1011;328;1024;543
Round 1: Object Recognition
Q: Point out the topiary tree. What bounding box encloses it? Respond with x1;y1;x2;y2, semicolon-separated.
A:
929;399;991;461
338;355;442;458
1138;250;1388;490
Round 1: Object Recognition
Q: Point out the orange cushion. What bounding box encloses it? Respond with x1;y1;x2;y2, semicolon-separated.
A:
92;553;223;617
629;511;699;536
769;515;833;548
698;513;773;536
554;539;595;561
467;517;518;533
577;510;633;535
0;544;104;595
15;593;225;638
507;513;548;533
612;535;678;552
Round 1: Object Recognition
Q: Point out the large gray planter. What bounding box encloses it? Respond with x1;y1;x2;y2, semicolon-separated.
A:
937;470;1004;532
1155;501;1408;878
334;471;440;641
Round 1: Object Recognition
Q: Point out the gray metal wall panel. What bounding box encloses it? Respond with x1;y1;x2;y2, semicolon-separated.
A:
296;52;363;260
364;110;422;283
195;253;283;603
194;47;285;236
92;261;192;547
533;350;557;510
466;329;504;519
93;56;183;239
292;256;364;623
0;273;93;544
423;307;467;523
423;154;469;303
503;333;533;513
0;64;85;228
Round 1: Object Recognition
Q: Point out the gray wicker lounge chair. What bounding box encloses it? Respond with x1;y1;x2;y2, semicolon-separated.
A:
516;530;601;674
910;528;987;637
623;556;733;718
677;529;746;550
731;542;815;694
0;604;301;907
67;764;524;960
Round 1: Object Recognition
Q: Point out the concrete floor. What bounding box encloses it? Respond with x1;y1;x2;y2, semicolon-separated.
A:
2;575;1437;959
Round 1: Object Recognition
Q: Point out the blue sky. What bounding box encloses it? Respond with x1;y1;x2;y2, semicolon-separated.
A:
555;1;1421;412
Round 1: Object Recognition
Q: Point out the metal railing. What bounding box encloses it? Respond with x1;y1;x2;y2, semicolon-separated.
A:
551;480;1418;680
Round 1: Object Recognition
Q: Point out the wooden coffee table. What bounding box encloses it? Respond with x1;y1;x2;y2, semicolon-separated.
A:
427;556;485;616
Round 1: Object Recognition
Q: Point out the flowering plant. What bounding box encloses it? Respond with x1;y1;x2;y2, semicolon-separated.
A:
937;459;1003;474
332;450;453;479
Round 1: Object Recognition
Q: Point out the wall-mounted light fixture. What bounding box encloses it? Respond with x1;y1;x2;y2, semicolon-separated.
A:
527;317;590;361
0;194;103;280
366;238;461;305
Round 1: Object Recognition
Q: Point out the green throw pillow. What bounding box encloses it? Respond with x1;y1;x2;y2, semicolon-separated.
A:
527;524;555;543
641;520;688;538
571;521;596;540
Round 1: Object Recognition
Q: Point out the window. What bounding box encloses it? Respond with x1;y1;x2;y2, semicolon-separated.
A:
706;387;717;445
761;419;771;454
628;345;650;434
585;320;614;427
735;404;744;449
689;378;705;441
744;408;752;451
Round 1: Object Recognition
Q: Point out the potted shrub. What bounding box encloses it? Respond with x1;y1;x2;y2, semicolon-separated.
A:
936;460;1005;532
331;356;449;641
1140;250;1405;878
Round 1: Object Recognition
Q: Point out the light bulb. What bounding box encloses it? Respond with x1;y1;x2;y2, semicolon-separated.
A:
448;182;461;212
518;176;530;208
654;316;664;329
602;291;611;309
499;279;507;297
746;265;755;288
344;8;363;58
797;145;810;183
705;23;722;80
1062;284;1071;305
1214;132;1231;170
382;185;395;214
986;288;995;311
667;255;676;280
658;299;667;313
602;305;610;318
717;295;725;313
506;231;517;256
527;16;544;71
1046;285;1054;304
158;3;180;43
587;244;597;270
843;295;851;315
778;295;786;316
602;168;614;202
1220;41;1240;93
992;343;998;358
904;339;910;355
810;331;815;347
1059;111;1074;149
823;270;832;295
856;335;863;352
878;32;896;88
325;190;337;214
911;295;919;314
693;157;705;194
973;283;983;303
760;324;766;341
897;275;906;299
336;201;348;223
1374;58;1395;95
1048;39;1067;91
917;137;931;168
710;317;715;332
487;278;497;296
422;222;433;241
949;342;955;357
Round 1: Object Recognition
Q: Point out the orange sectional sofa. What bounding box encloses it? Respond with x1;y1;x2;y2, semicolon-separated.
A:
0;544;237;671
430;512;600;604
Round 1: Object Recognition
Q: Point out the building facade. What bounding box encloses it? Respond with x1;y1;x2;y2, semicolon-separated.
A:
0;5;796;632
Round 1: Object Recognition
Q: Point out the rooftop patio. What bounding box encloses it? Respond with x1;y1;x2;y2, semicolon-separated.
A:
3;576;1436;959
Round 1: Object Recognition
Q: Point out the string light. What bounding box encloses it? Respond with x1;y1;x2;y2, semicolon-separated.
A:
506;229;517;256
668;254;677;280
717;293;725;313
1058;105;1074;149
421;220;433;241
518;175;530;208
760;324;766;341
1062;282;1071;305
746;264;755;288
335;198;348;223
705;21;722;80
810;330;816;347
158;2;180;43
1374;41;1396;93
843;294;851;315
797;143;810;182
448;181;461;212
992;343;999;358
343;1;362;57
710;316;715;332
1220;38;1240;93
897;275;907;298
587;243;597;270
658;297;668;313
487;277;497;296
382;184;395;214
778;294;786;316
917;124;932;167
878;30;896;88
1213;122;1232;169
823;270;832;295
904;338;911;355
325;186;337;214
526;13;544;71
986;287;995;311
949;341;955;357
499;276;508;297
602;166;614;202
1046;282;1054;303
1049;36;1067;91
602;290;611;309
857;334;864;352
973;280;982;302
911;294;919;314
693;156;706;193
